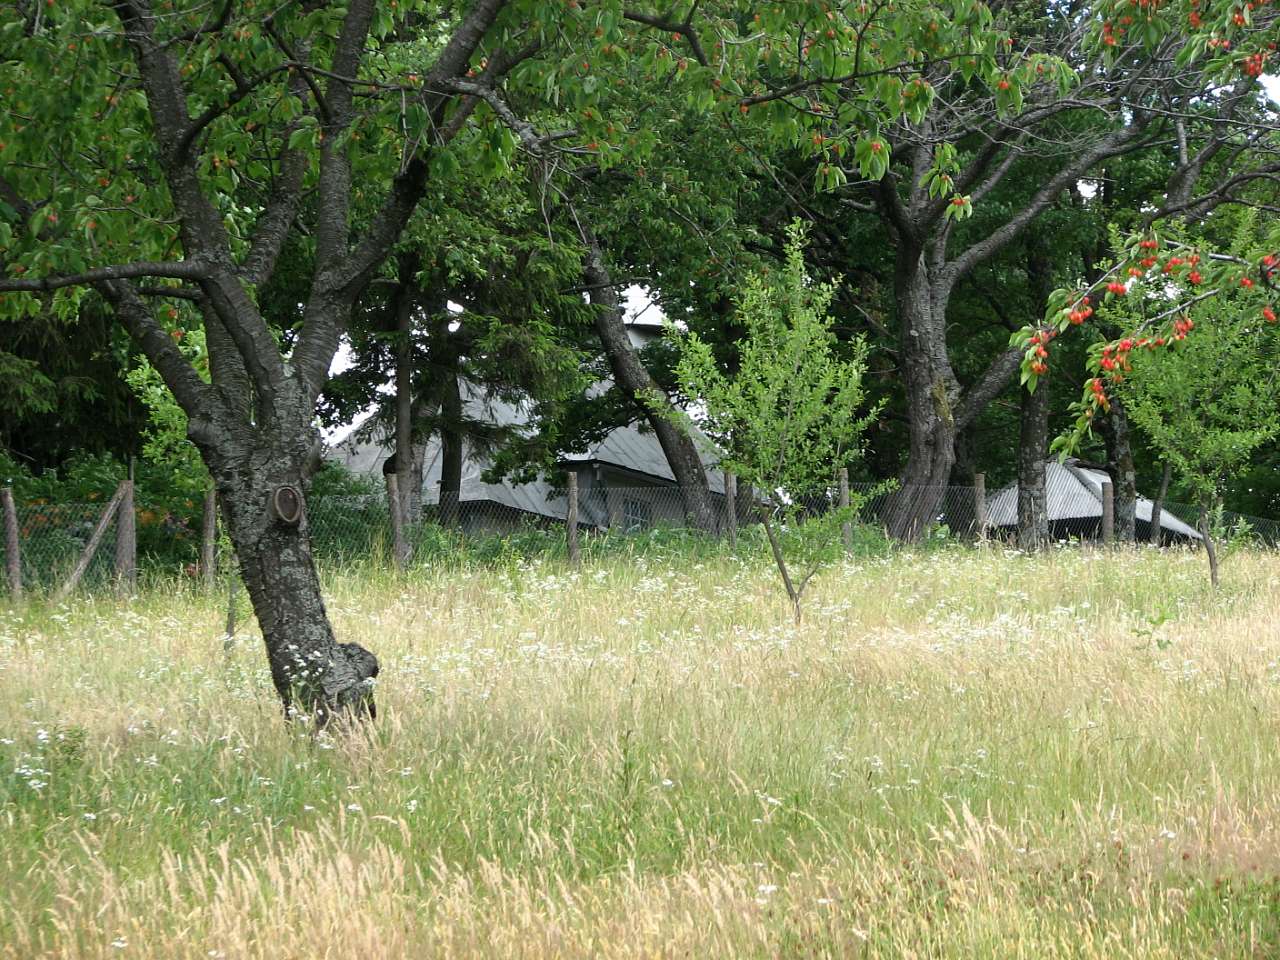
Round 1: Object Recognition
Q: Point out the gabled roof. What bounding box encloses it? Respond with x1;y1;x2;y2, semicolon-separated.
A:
328;379;724;520
985;459;1201;540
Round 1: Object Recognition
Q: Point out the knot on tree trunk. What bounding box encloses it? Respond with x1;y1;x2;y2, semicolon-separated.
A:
331;641;380;722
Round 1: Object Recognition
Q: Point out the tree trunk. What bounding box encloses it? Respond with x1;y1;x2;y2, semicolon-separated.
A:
583;236;718;533
1149;462;1172;546
1199;498;1219;589
205;438;378;726
439;371;463;527
1017;375;1051;551
392;253;417;565
1018;236;1053;552
883;246;958;540
408;435;428;521
1100;397;1138;541
759;507;802;625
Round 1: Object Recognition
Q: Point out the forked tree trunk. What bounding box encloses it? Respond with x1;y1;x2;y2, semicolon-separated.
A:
583;236;718;533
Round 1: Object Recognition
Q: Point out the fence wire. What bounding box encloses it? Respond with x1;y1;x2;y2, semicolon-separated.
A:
4;475;1280;598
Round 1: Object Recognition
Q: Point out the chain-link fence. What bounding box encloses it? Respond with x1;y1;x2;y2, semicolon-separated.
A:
4;470;1280;598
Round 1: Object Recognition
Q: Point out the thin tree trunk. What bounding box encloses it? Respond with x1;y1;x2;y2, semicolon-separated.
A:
582;235;717;533
838;467;852;552
759;507;802;625
1199;499;1220;589
1149;462;1172;545
566;471;580;567
1100;397;1138;542
439;371;463;528
1018;236;1053;552
392;253;417;566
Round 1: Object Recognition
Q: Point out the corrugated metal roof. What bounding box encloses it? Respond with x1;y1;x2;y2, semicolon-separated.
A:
985;460;1201;539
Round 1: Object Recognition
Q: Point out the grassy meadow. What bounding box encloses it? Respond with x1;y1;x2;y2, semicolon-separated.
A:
3;540;1280;957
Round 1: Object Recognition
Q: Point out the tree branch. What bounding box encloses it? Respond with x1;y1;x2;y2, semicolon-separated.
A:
97;279;219;435
942;122;1150;284
622;8;709;67
955;346;1022;431
0;260;210;292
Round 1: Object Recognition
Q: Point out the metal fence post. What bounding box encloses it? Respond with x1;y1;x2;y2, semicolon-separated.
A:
974;472;988;541
724;471;737;548
838;467;852;553
566;471;581;567
114;479;136;594
2;487;20;600
1101;480;1115;545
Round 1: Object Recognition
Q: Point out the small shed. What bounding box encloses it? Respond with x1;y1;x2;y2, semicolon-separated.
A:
985;459;1201;544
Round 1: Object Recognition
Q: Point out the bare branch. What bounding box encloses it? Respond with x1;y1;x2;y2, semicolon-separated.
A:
97;280;218;432
622;9;709;67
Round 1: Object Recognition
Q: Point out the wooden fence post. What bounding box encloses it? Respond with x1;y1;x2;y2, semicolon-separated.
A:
838;467;853;553
53;481;126;604
566;471;581;568
224;572;239;650
114;479;136;593
974;472;988;541
201;484;217;588
2;487;20;601
724;472;738;548
1101;481;1115;545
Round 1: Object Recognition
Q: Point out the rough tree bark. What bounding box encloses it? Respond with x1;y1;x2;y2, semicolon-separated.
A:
209;429;377;722
392;253;420;565
1017;237;1054;551
881;243;965;539
582;235;718;532
1017;377;1051;551
1099;398;1138;542
0;0;517;724
873;107;1153;541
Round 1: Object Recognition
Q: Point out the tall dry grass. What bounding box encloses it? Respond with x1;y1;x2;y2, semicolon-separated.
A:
3;543;1280;957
